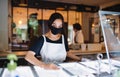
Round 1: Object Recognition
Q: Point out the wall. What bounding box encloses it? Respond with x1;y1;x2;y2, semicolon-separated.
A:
0;0;9;51
81;12;94;42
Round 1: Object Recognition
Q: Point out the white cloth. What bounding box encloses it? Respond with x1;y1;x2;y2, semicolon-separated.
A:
74;30;84;44
40;35;67;63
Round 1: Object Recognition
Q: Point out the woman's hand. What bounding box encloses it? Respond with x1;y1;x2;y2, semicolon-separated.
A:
43;63;59;70
67;51;82;61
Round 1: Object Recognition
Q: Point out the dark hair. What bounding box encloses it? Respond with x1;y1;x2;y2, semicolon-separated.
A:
73;23;82;30
48;12;64;27
29;13;38;19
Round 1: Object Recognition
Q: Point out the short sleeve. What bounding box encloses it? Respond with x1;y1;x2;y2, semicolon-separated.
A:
29;36;44;56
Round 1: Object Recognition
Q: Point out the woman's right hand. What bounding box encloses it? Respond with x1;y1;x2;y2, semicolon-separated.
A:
43;63;60;70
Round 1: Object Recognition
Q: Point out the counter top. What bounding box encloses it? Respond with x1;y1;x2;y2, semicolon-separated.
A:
1;59;120;77
69;49;106;55
0;49;106;59
0;51;27;59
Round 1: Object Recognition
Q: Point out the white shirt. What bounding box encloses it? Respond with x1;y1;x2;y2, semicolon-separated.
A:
74;30;84;44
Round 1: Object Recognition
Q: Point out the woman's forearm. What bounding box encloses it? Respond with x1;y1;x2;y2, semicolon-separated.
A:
67;50;81;61
25;51;59;70
25;51;45;68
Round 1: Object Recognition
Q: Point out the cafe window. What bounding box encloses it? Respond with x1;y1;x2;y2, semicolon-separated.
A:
12;7;28;51
11;6;82;51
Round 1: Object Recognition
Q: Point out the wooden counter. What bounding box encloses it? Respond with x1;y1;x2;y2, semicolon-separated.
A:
0;51;27;59
69;49;106;55
0;49;106;59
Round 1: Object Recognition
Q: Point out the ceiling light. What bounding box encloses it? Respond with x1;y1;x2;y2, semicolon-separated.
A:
19;0;28;6
56;7;65;10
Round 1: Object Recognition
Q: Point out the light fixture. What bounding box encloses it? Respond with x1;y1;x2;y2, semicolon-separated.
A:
18;20;22;25
56;7;65;10
19;0;28;6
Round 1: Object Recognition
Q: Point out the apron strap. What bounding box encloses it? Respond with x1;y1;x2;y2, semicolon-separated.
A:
62;35;65;45
42;35;46;43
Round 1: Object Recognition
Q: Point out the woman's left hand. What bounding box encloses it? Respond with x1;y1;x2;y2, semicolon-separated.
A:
67;51;82;61
43;63;60;70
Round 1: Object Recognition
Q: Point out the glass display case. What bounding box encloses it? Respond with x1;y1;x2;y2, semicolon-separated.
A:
99;10;120;75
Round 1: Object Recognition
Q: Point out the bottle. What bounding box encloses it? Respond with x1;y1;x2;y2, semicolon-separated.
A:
4;54;19;77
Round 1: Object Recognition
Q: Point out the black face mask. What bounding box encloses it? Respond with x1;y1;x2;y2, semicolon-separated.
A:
49;26;63;35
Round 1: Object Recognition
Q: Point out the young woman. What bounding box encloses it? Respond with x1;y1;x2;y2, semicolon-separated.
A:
73;23;84;44
25;13;81;70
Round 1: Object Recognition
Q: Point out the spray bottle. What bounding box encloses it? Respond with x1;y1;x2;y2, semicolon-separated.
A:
5;54;19;77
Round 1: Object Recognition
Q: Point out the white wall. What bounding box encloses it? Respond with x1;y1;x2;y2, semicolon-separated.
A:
0;0;9;51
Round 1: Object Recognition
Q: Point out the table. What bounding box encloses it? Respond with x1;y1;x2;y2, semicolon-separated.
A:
1;59;120;77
